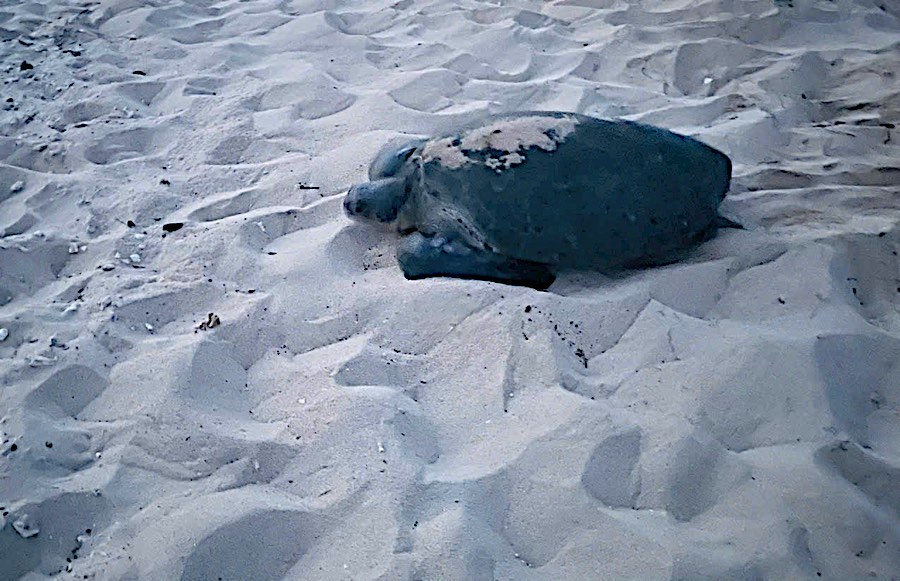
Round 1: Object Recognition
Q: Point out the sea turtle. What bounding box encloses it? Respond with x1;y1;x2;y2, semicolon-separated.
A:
343;111;734;290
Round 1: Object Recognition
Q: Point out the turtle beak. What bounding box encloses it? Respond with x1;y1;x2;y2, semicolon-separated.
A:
343;193;355;217
343;186;364;219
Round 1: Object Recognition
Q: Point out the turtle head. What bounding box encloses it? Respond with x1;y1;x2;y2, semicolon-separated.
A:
345;138;424;225
344;177;411;224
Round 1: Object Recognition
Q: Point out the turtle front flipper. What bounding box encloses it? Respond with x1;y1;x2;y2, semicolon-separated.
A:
397;231;555;290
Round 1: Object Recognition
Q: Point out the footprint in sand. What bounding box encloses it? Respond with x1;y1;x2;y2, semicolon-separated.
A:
179;340;248;412
205;123;293;165
324;10;397;36
581;427;642;508
834;231;900;332
663;433;749;522
169;18;227;45
0;492;112;578
817;441;900;516
21;414;97;473
115;80;167;107
388;70;466;113
59;101;112;126
0;238;72;304
334;342;425;389
183;76;224;96
111;284;215;333
207;129;254;166
2;213;59;247
83;127;162;165
0;165;32;203
365;42;456;73
815;333;900;447
672;39;776;96
249;73;356;121
24;365;109;419
180;510;325;581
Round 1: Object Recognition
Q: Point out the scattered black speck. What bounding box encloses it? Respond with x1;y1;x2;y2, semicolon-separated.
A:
877;232;886;237
9;443;17;452
524;305;532;313
133;70;146;76
267;251;277;255
162;222;183;232
20;61;33;71
126;220;135;228
45;441;53;448
159;179;171;186
777;297;785;304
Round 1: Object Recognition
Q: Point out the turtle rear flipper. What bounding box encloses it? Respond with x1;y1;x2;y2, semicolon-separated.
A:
397;231;555;290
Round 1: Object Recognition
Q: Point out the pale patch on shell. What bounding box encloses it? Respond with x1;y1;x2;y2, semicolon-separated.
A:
485;151;525;171
421;114;579;170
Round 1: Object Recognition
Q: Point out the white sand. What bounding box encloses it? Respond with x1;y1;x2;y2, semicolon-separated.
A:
1;0;898;579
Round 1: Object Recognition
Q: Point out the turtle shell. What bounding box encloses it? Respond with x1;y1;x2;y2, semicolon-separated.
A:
411;112;731;270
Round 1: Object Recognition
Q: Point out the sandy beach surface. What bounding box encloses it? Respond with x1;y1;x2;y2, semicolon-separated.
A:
1;0;898;579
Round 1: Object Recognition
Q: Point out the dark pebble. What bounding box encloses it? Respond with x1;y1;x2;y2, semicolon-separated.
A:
162;222;183;232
